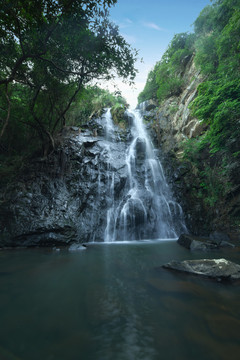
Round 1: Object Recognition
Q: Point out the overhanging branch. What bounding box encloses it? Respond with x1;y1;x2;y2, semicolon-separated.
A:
0;85;11;139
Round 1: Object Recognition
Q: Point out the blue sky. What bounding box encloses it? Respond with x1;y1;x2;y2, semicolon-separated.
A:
103;0;211;107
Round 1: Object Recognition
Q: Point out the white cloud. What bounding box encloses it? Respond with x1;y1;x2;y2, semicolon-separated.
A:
125;18;133;24
114;18;133;30
143;22;167;32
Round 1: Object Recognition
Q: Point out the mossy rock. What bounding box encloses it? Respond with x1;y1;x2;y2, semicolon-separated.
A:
110;104;127;126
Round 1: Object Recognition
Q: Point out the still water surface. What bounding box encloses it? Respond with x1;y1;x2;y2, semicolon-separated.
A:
1;241;240;360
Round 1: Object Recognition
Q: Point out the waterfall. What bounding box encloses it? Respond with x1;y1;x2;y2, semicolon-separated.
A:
102;108;187;241
104;108;115;140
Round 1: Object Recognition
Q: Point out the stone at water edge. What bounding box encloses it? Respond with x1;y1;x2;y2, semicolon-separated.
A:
68;243;87;251
163;258;240;282
177;233;235;251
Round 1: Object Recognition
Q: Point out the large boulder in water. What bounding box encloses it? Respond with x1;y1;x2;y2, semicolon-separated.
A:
163;258;240;282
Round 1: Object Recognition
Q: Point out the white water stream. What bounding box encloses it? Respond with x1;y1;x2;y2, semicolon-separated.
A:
102;109;187;242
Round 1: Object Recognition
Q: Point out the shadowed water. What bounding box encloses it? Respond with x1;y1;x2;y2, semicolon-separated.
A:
1;241;240;360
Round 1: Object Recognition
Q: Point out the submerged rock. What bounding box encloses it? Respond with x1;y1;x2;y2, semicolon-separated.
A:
163;258;240;282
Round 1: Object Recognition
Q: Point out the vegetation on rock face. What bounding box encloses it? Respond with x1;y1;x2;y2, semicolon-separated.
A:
67;87;127;126
0;0;137;159
110;102;128;129
139;0;240;230
183;0;240;224
138;32;195;104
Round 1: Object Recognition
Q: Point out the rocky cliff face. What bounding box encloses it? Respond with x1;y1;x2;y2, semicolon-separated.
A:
139;56;206;155
0;120;129;248
0;108;188;248
139;56;240;239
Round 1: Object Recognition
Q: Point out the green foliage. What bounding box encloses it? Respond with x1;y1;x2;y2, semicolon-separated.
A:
156;75;184;101
169;104;179;115
110;103;127;129
0;82;125;181
197;165;232;207
0;0;137;156
67;87;127;125
182;137;208;163
194;5;217;35
191;0;240;155
139;0;240;216
138;66;159;103
194;0;239;76
162;33;196;64
182;137;232;208
194;34;218;75
138;32;195;104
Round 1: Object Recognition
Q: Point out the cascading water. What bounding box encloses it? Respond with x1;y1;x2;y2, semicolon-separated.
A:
102;108;187;242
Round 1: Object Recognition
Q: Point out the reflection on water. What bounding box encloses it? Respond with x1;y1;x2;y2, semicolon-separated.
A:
0;241;240;360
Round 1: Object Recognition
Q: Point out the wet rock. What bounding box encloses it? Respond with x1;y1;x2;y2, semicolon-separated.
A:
135;138;146;165
1;223;78;248
124;111;134;127
85;117;105;136
144;100;158;111
182;119;206;138
68;243;87;251
177;233;235;251
61;126;81;137
209;231;230;244
163;258;240;282
177;234;218;251
0;115;129;247
0;108;187;247
138;100;157;112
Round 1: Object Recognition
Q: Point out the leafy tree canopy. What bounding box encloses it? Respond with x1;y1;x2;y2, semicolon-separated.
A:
0;0;137;155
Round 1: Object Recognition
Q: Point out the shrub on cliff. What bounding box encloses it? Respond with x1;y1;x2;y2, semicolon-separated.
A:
138;32;195;103
66;87;127;126
110;103;128;130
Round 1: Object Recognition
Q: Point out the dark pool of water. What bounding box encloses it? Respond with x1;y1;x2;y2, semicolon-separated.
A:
1;240;240;360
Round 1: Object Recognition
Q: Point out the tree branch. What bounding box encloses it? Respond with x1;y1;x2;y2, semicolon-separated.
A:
38;57;84;76
52;79;83;134
0;85;11;139
0;52;46;86
0;2;68;87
